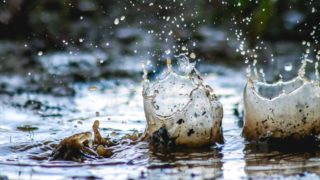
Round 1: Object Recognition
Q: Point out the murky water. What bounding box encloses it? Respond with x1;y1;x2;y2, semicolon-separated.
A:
1;58;320;180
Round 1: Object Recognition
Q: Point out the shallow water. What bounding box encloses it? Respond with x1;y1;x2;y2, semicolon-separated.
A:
1;61;320;180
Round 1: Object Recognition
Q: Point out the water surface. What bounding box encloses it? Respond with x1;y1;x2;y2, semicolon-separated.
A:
0;60;320;180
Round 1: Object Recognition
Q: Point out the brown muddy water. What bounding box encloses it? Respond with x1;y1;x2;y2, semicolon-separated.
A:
0;61;320;180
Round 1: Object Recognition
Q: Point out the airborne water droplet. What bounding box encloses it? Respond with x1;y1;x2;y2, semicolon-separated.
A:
114;18;120;25
284;63;293;72
190;52;196;59
38;51;43;56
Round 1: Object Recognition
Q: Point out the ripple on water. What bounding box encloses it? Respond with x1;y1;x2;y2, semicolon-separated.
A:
0;65;320;179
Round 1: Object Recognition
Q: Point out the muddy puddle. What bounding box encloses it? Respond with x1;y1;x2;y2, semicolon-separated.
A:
1;58;320;179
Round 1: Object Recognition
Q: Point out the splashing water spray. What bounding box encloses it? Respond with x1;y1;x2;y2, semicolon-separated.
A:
142;54;223;147
243;59;320;141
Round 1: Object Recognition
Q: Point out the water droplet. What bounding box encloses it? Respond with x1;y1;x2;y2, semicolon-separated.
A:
62;40;68;45
114;18;120;25
176;54;196;75
38;51;43;56
190;53;196;59
306;49;310;54
120;16;125;21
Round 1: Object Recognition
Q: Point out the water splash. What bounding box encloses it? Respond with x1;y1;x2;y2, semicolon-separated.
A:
142;54;223;147
243;58;320;141
246;58;315;84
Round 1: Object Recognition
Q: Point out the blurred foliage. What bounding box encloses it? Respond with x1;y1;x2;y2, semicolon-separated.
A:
207;0;320;47
0;0;319;87
0;0;319;50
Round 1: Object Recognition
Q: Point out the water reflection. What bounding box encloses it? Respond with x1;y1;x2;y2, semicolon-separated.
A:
244;142;320;178
1;64;320;179
148;145;223;179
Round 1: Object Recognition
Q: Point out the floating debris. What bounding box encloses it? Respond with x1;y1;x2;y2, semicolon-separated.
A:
88;86;98;91
50;132;96;162
49;120;144;162
142;54;224;147
50;120;112;162
17;125;39;132
243;59;320;141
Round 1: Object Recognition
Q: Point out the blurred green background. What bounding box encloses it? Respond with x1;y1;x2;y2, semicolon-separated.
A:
0;0;319;81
